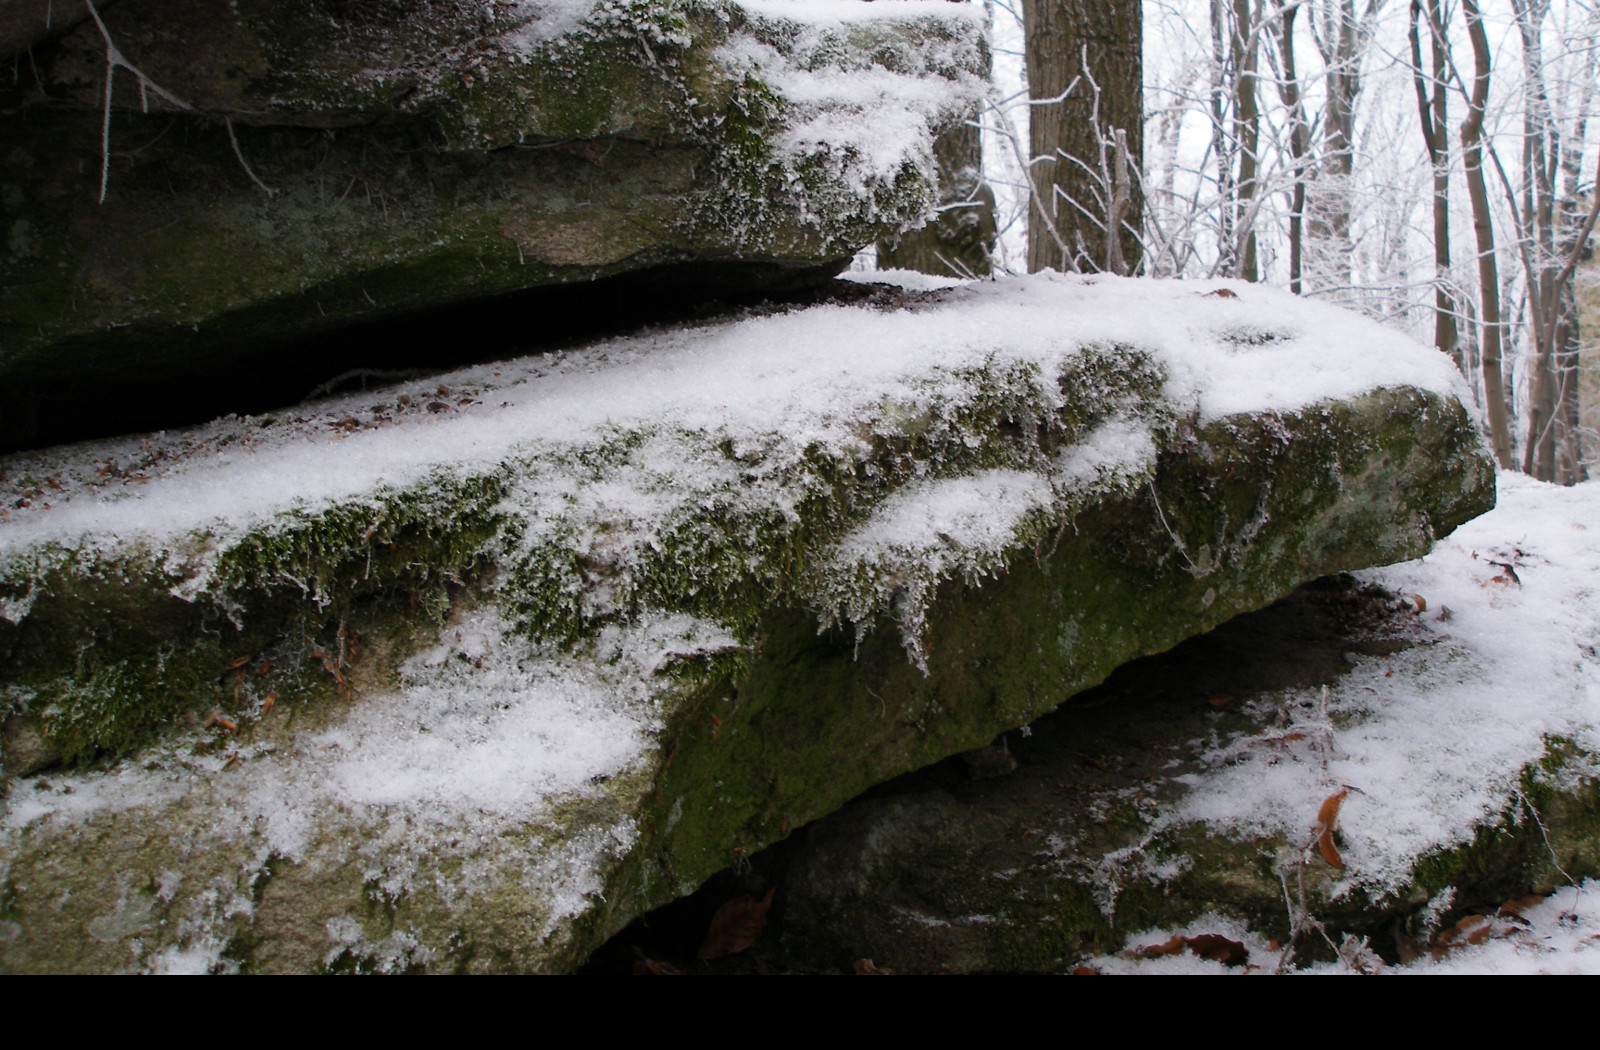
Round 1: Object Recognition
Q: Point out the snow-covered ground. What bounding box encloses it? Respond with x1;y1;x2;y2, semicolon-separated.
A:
1087;878;1600;973
1084;472;1600;974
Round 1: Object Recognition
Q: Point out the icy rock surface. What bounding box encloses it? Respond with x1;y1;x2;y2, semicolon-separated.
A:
0;274;1494;972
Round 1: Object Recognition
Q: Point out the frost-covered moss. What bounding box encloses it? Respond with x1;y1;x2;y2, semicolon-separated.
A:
1;471;508;761
777;679;1600;973
0;276;1496;972
622;389;1494;910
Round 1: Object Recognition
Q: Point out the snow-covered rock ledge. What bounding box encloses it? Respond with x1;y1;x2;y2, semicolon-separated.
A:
0;274;1493;972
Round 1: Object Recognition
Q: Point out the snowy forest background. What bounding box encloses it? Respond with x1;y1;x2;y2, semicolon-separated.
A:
938;0;1598;486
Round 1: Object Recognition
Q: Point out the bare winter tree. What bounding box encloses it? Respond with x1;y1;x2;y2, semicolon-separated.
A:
1263;0;1312;293
1408;0;1462;369
1304;0;1385;291
1509;0;1594;482
1136;0;1600;481
1459;0;1515;468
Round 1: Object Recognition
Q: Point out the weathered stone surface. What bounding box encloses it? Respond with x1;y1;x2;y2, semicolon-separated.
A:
775;578;1600;972
0;276;1492;972
0;0;985;450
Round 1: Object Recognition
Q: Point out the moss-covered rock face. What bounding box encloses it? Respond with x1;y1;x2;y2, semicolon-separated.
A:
774;579;1600;973
0;0;985;450
0;276;1494;972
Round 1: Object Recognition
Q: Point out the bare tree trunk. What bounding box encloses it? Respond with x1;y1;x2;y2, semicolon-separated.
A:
1307;0;1381;289
1231;0;1261;281
1514;0;1561;479
1461;0;1515;469
1211;0;1237;274
1264;0;1310;293
1554;280;1584;482
1554;12;1599;481
1409;0;1461;368
1022;0;1143;274
1550;148;1600;483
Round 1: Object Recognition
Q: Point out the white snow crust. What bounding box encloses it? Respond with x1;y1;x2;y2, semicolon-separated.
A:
0;275;1463;562
1079;472;1600;974
715;0;987;205
1174;473;1600;895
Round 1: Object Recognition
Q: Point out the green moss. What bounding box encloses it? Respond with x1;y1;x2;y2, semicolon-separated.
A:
2;0;987;402
600;388;1493;919
494;344;1170;652
0;376;1499;970
0;469;509;761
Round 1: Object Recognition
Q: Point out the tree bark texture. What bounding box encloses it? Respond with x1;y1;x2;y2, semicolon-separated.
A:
1266;0;1310;293
1022;0;1143;274
1306;0;1379;289
1409;0;1461;370
1461;0;1515;469
1231;0;1261;282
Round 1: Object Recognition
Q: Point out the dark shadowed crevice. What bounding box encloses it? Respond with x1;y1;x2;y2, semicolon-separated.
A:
0;260;876;455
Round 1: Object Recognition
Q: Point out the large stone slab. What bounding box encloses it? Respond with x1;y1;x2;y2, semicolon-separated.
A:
0;0;985;450
775;478;1600;972
0;275;1493;971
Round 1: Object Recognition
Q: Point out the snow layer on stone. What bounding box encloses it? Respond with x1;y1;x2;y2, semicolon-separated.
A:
842;268;967;292
1165;473;1600;901
1073;476;1600;974
0;274;1464;566
0;272;1489;971
504;0;627;48
827;468;1054;567
2;608;734;958
1395;882;1600;974
714;2;986;212
1086;882;1600;973
812;412;1158;662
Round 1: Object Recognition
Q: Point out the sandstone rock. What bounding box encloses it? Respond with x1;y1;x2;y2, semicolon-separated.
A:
0;275;1493;972
777;579;1600;972
0;0;986;450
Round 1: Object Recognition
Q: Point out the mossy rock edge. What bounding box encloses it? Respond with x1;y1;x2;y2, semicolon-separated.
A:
0;380;1497;972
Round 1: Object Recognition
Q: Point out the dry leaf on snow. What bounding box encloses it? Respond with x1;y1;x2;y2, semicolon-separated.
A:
1132;933;1249;966
1316;788;1349;869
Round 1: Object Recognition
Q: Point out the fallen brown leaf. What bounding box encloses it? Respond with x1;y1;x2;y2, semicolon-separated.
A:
1251;732;1308;747
1316;788;1349;869
1496;895;1547;918
1133;933;1248;966
1432;914;1494;957
698;887;775;961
